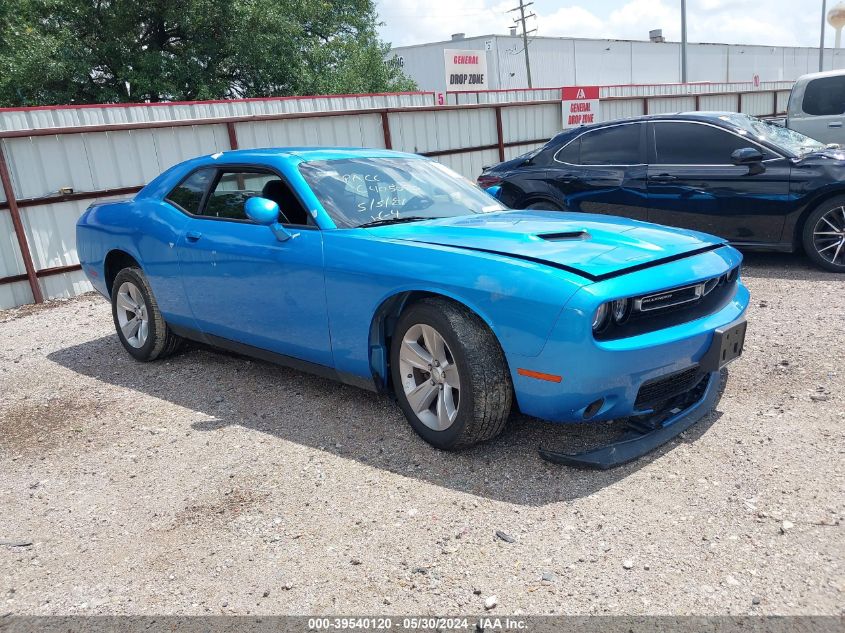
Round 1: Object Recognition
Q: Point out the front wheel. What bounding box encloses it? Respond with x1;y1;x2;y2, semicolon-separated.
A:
390;298;513;450
802;197;845;272
111;267;183;361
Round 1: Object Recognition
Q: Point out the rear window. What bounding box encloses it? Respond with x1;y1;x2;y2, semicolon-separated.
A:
802;76;845;116
166;168;214;214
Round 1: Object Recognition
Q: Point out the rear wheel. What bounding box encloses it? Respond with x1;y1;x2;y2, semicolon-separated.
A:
802;197;845;272
390;298;513;450
111;267;183;361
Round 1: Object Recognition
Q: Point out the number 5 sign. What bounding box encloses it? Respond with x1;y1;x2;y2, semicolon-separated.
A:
561;86;600;129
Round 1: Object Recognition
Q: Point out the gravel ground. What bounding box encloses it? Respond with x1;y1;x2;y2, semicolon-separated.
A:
0;252;843;616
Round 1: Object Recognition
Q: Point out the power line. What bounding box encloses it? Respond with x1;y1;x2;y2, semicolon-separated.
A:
508;0;536;88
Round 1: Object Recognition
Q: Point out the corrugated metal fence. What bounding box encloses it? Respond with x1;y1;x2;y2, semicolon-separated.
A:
0;82;793;309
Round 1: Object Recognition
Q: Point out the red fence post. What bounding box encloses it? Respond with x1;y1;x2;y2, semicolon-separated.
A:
0;142;43;303
495;107;505;162
226;122;239;150
380;111;392;150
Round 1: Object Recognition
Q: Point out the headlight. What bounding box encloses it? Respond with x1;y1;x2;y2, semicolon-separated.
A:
611;298;630;323
592;303;610;332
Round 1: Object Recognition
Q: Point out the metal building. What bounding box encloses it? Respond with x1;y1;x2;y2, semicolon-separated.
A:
390;34;845;93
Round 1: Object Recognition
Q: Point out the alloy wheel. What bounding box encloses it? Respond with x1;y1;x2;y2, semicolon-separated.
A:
813;206;845;267
115;281;149;348
398;323;461;431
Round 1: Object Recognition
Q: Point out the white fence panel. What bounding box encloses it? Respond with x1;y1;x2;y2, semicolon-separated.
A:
235;114;384;150
389;109;495;154
776;90;791;113
647;96;697;114
4;125;230;199
0;94;435;132
21;199;100;270
741;92;776;117
0;280;32;310
504;141;548;161
437;149;500;180
0;210;25;279
699;94;739;112
500;104;560;144
600;99;645;122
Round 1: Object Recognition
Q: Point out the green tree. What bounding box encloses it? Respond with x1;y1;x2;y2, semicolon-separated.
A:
0;0;415;107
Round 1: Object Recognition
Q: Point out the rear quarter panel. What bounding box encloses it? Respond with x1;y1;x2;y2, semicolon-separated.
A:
77;197;195;328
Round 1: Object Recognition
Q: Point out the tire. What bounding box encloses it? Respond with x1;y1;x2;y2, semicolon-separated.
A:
390;297;513;450
523;200;563;211
802;196;845;272
111;267;183;361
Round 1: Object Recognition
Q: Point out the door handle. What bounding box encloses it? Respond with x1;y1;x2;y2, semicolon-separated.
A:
648;174;678;183
558;174;581;183
185;231;202;243
829;122;843;128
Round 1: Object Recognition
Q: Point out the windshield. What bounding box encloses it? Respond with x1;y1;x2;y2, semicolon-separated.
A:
719;113;826;156
298;157;506;228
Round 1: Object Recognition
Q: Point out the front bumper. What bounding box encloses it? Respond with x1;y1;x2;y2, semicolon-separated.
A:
539;368;722;469
506;246;749;424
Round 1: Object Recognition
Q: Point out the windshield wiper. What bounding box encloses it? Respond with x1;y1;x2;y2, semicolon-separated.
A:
358;216;436;228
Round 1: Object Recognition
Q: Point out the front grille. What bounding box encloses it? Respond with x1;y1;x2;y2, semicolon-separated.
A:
595;266;739;342
635;365;704;409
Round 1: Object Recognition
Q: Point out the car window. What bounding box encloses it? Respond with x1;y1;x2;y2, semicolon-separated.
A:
554;137;581;164
802;76;845;116
653;122;767;165
191;170;311;225
200;170;280;221
578;124;641;165
165;168;214;214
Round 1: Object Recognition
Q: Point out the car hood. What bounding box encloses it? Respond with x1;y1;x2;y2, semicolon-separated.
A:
364;210;725;281
795;148;845;165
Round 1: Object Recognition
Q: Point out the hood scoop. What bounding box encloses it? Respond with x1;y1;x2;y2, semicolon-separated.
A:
538;230;589;241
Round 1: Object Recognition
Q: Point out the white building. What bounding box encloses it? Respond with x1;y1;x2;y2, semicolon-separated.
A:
390;33;845;93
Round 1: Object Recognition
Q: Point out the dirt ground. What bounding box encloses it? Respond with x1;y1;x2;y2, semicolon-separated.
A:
0;252;843;616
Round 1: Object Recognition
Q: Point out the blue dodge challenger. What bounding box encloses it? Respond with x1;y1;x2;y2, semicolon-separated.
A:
77;147;749;468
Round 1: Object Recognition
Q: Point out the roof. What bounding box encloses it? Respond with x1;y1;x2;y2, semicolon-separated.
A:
795;69;845;82
207;147;421;163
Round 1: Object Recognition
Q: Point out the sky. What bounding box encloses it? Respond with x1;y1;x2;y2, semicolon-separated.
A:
376;0;842;49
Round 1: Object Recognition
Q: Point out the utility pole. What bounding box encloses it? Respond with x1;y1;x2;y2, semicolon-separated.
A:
508;0;536;88
681;0;688;83
820;0;827;71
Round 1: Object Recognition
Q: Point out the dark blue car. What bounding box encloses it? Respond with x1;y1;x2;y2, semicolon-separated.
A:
479;112;845;272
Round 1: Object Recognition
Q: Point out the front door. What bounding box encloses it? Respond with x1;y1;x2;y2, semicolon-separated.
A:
174;167;332;366
646;121;792;245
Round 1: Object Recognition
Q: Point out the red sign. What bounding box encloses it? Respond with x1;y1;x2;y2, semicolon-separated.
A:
561;86;600;129
561;86;600;101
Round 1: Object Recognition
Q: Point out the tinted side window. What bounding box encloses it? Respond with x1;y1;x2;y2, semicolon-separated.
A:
554;137;580;164
802;76;845;116
578;125;641;165
654;123;763;165
166;168;214;214
202;170;312;225
202;171;278;221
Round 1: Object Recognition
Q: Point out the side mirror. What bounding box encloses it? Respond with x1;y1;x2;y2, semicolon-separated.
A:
244;196;295;242
485;185;502;199
731;147;764;166
731;147;765;175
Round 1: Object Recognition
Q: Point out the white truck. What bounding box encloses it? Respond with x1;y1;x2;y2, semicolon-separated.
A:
787;70;845;145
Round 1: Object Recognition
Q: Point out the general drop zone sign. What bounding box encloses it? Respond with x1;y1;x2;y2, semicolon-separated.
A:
444;49;488;92
561;86;600;128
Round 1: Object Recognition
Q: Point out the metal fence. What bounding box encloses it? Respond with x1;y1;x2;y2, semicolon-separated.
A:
0;82;793;309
